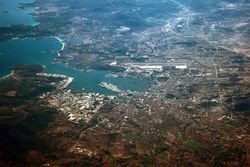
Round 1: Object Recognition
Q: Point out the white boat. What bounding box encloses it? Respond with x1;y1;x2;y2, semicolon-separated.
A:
99;82;121;93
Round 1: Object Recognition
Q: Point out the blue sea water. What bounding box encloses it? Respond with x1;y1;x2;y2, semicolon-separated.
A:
0;0;150;95
0;37;149;94
0;0;38;26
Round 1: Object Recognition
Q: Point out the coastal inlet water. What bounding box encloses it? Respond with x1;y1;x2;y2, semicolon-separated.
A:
0;0;149;95
0;0;38;26
0;38;149;95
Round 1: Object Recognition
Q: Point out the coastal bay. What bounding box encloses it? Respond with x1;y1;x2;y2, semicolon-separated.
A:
0;37;149;95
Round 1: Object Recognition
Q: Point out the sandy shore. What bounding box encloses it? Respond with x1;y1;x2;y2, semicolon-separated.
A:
0;70;14;79
54;37;65;57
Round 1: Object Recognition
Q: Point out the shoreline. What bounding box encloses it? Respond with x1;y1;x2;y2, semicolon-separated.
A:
54;36;65;57
37;72;74;89
0;70;14;79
